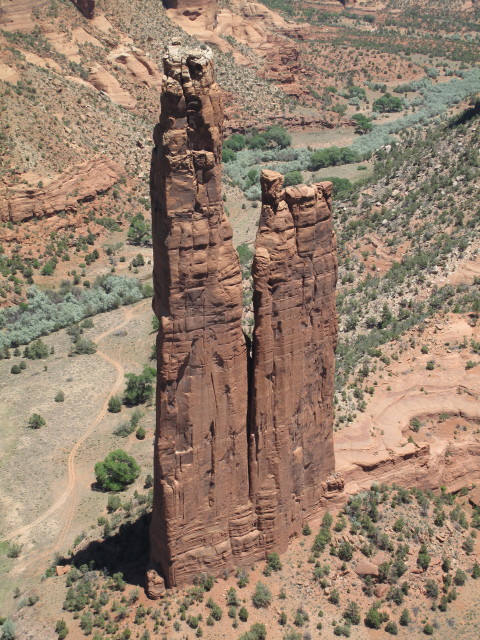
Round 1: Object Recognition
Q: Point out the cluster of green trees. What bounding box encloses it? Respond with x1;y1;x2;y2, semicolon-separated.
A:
223;126;292;162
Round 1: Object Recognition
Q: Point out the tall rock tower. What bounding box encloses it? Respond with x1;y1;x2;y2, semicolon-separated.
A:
248;170;338;549
149;43;258;589
149;45;339;592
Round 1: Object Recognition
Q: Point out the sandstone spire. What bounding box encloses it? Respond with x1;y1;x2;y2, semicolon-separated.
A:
149;43;257;589
248;169;338;549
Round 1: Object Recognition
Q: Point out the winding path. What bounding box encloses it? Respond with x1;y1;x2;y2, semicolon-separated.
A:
1;305;135;551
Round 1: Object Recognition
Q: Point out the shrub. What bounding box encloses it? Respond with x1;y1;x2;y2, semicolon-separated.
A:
343;600;361;625
55;391;65;402
94;449;140;492
365;607;387;629
252;582;271;608
417;544;431;570
107;495;121;513
10;365;21;374
1;620;16;640
337;541;353;562
385;621;398;635
238;606;248;622
108;396;122;413
136;427;146;440
329;589;340;605
7;542;22;558
28;414;46;429
472;561;480;579
425;579;439;598
283;170;303;186
399;609;410;626
454;569;467;586
302;523;311;536
266;552;282;571
24;339;49;360
70;338;97;355
55;619;68;639
423;623;434;635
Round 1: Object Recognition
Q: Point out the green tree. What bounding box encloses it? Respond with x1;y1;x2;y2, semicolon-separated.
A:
94;449;140;492
352;113;373;134
128;213;151;245
123;367;156;406
373;94;404;113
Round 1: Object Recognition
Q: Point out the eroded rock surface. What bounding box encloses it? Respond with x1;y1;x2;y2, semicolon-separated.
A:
149;46;339;591
249;170;338;550
149;43;258;589
0;157;124;223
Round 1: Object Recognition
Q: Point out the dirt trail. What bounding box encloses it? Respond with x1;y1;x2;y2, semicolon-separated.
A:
1;305;135;554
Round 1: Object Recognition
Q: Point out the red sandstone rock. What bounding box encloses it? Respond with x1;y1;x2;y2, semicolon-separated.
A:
249;170;338;550
149;43;258;590
0;158;124;223
355;558;379;577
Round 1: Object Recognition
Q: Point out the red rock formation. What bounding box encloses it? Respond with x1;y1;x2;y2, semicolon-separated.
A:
0;158;124;223
70;0;95;19
164;0;218;30
149;43;259;590
248;170;338;549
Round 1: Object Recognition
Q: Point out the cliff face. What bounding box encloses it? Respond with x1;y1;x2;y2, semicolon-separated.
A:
70;0;95;19
149;43;258;589
249;170;338;549
149;46;338;591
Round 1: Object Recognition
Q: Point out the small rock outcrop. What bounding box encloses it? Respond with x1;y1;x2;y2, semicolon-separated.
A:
149;43;258;589
249;170;338;549
149;45;338;591
0;158;124;223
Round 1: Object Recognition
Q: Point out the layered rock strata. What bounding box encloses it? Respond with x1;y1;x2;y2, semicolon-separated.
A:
0;158;124;223
149;43;258;589
149;45;338;591
249;170;338;548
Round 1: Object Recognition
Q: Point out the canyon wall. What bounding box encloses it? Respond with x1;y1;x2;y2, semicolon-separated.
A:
249;170;338;548
149;43;259;589
149;45;338;591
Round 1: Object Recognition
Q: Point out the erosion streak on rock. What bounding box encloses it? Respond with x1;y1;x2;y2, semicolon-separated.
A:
249;169;338;550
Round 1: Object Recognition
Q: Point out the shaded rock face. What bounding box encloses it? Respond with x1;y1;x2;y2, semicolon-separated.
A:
70;0;95;19
149;44;258;588
150;46;338;590
249;170;338;549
